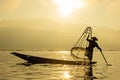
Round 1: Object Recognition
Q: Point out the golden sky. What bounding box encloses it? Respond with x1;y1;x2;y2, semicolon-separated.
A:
0;0;120;50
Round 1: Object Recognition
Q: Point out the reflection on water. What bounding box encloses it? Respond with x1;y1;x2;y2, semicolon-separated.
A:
0;62;107;80
0;51;112;80
33;63;106;80
60;64;105;80
84;65;94;80
63;71;71;79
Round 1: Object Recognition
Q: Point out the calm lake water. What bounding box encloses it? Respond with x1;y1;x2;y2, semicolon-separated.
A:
0;50;119;80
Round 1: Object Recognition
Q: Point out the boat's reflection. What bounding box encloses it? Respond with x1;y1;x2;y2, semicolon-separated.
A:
19;62;97;80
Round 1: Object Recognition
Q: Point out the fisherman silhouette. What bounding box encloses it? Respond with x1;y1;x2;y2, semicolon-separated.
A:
86;35;102;62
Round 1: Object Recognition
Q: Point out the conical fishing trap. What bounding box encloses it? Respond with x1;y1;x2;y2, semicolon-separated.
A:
71;27;92;61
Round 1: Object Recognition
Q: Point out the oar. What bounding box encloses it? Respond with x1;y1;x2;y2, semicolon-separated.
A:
100;51;112;66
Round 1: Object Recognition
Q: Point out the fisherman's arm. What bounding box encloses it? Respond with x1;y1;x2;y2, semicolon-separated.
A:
96;43;102;52
86;35;90;41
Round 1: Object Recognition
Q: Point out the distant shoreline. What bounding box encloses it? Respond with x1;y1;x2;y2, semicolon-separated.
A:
0;49;120;51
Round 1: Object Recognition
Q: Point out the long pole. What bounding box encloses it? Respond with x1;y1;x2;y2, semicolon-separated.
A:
100;52;111;66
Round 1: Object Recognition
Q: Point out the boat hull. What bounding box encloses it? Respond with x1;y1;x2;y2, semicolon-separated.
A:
11;52;97;65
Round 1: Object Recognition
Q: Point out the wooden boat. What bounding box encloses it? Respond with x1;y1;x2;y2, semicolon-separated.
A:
11;52;97;65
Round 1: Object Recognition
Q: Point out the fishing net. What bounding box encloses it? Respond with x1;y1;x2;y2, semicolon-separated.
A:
71;27;92;61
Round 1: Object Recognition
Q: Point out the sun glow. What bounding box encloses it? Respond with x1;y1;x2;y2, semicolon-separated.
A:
53;0;86;17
